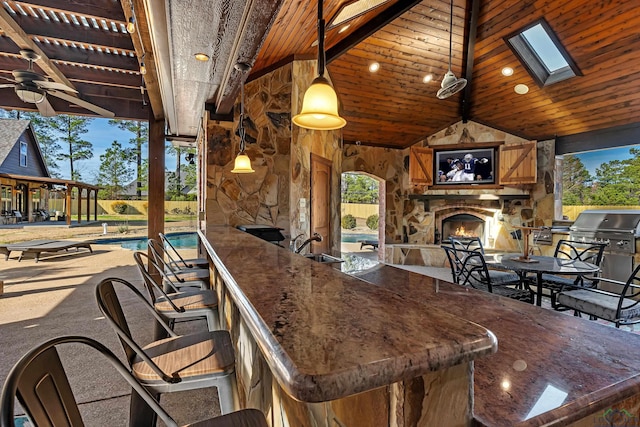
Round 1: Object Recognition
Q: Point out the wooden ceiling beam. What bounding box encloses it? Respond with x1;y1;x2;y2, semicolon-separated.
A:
123;0;162;121
325;0;424;63
461;0;480;122
10;13;134;51
0;36;137;71
13;0;126;21
0;6;74;88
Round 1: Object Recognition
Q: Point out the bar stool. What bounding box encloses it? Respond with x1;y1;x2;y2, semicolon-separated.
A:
95;278;239;416
159;232;209;269
148;239;211;289
134;252;220;331
0;335;268;427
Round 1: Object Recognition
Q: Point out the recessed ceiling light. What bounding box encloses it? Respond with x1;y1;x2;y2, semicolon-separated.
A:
369;62;380;73
514;84;529;94
194;53;210;62
423;74;433;83
338;24;351;34
501;67;514;76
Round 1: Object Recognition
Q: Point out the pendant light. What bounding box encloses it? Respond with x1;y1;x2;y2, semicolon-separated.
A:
292;0;347;130
231;63;255;174
436;0;467;99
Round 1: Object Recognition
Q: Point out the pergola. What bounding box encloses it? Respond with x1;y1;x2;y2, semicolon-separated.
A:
0;172;99;225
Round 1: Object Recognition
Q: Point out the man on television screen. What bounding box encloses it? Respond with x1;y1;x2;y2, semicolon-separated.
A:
461;153;489;181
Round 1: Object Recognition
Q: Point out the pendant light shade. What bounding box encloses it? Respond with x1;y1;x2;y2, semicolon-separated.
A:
231;153;254;173
437;0;467;99
231;62;255;174
292;0;347;130
292;75;346;130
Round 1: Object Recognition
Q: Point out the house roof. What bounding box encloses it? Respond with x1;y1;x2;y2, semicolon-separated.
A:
0;1;638;149
0;118;29;165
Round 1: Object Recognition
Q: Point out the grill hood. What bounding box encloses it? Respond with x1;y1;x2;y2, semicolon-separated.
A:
570;210;640;235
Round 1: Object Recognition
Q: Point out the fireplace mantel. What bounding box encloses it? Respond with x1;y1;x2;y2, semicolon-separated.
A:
409;193;530;209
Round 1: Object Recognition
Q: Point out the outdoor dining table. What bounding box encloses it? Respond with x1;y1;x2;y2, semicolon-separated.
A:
492;254;600;306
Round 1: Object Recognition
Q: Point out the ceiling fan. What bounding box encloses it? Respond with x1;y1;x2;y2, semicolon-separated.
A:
0;49;115;118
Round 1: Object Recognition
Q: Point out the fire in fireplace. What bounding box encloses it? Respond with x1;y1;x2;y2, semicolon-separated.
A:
442;214;485;241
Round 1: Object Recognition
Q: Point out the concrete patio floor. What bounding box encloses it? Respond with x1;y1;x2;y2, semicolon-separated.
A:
0;242;220;426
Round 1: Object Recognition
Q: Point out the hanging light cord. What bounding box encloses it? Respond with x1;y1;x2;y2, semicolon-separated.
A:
317;0;325;77
239;81;246;153
447;0;453;71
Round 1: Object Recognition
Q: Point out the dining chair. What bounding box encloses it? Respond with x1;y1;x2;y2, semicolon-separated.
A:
449;236;484;254
556;263;640;328
441;245;533;303
0;335;267;427
95;278;238;415
148;238;211;289
534;239;607;308
159;232;209;269
133;252;220;331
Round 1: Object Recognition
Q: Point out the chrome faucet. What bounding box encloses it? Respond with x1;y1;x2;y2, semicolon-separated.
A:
290;233;305;252
294;232;323;254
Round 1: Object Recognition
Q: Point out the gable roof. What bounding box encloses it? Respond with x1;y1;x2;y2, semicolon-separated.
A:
0;119;30;165
0;119;50;177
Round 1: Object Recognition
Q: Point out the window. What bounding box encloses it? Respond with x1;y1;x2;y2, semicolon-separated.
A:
19;141;27;167
1;186;11;213
505;19;581;86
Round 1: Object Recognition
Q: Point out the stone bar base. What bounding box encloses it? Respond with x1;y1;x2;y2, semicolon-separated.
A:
213;270;474;427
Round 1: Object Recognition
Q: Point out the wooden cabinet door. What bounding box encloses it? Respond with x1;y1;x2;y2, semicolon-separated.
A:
409;146;433;185
498;141;537;185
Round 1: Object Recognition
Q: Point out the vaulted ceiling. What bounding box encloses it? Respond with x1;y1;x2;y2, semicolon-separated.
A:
0;0;638;150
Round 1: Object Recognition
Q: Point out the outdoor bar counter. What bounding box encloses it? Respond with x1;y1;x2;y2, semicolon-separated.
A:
199;226;496;426
200;226;640;426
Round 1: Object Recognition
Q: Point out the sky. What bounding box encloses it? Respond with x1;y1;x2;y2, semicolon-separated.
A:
52;118;178;184
573;145;638;177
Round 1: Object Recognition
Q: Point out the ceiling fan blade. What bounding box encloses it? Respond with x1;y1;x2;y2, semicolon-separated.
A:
48;89;115;118
0;75;17;83
36;96;56;117
35;80;78;93
0;84;15;89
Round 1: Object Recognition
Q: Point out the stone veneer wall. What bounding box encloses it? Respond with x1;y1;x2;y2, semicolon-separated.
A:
343;121;555;250
203;64;292;232
201;60;343;254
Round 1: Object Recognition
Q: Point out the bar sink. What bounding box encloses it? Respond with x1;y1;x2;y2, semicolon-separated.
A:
304;253;344;264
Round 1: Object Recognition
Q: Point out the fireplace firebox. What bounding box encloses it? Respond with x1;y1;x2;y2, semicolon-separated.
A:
442;214;485;242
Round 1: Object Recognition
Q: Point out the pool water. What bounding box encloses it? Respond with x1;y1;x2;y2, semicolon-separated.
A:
97;232;197;250
341;233;377;243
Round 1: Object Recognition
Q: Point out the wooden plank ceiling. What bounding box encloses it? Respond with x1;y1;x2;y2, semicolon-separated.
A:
0;0;639;150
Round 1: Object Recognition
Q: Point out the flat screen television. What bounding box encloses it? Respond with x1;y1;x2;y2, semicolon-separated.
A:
435;148;495;185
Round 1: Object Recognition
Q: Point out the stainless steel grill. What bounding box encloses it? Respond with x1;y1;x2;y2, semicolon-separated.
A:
570;210;640;282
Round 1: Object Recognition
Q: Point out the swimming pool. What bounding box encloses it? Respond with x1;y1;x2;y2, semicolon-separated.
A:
96;232;197;250
341;233;377;243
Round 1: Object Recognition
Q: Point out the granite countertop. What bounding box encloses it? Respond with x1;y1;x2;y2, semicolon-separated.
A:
356;264;640;427
199;226;497;402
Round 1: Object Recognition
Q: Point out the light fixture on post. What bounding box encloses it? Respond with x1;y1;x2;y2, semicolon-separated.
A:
126;2;135;33
139;54;146;75
231;62;255;174
436;0;467;99
292;0;346;130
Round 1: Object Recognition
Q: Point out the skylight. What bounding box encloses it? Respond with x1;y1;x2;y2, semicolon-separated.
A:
505;19;581;86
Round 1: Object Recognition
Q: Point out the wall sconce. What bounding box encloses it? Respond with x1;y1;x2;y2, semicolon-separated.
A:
185;153;195;165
